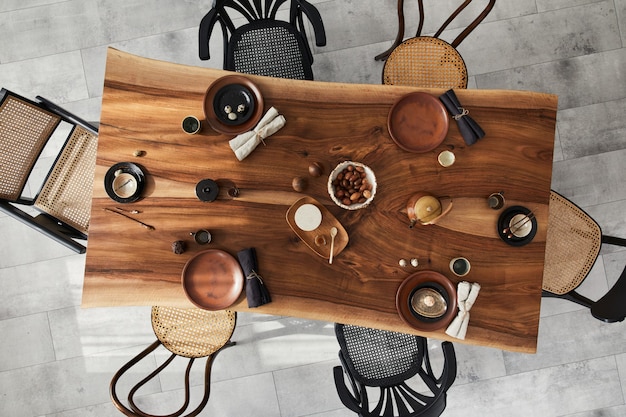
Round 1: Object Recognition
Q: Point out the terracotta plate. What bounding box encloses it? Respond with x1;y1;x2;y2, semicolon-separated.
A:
387;92;449;153
204;75;264;134
396;270;457;332
286;196;349;259
181;249;244;310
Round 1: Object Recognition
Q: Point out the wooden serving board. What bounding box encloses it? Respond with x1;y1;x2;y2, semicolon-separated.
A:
286;196;349;260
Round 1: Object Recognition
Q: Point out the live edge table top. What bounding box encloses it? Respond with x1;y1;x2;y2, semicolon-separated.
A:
83;48;558;353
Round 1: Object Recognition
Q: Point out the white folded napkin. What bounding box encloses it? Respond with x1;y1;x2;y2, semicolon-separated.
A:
445;281;481;340
229;107;286;161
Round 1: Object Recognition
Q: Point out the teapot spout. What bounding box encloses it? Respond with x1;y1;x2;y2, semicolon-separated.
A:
409;218;417;228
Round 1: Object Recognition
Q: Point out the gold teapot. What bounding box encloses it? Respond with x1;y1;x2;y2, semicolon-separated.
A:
407;192;453;227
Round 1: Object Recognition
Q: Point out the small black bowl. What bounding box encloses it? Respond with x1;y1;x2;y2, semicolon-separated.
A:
497;206;537;246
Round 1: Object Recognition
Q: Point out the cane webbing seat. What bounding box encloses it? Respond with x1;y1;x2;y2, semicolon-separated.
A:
34;125;97;235
379;0;495;89
199;0;326;80
333;324;456;417
151;306;237;358
229;20;310;80
542;190;626;323
110;307;237;417
0;88;98;254
383;37;468;89
0;96;61;201
543;191;602;295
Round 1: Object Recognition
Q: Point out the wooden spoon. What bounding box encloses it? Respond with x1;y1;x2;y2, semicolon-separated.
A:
329;227;338;264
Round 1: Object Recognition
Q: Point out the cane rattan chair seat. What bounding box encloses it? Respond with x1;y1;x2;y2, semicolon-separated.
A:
383;37;468;89
199;0;326;80
33;125;97;234
333;324;456;417
542;190;626;323
151;306;236;358
380;0;495;89
0;88;98;253
543;191;602;295
110;307;237;417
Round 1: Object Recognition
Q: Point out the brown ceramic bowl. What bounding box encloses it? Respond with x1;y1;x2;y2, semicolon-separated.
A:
387;92;449;153
181;249;244;310
203;75;264;134
396;270;457;332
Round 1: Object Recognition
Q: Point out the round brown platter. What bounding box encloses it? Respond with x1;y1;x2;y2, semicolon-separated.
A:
396;270;458;332
181;249;244;310
203;75;264;135
387;92;449;153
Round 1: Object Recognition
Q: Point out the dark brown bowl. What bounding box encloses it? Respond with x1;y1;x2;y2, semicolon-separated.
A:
203;75;264;135
396;270;458;332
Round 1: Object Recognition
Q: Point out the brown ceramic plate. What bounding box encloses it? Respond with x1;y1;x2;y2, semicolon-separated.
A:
286;196;349;259
387;92;449;153
396;270;457;332
203;75;264;134
181;249;244;310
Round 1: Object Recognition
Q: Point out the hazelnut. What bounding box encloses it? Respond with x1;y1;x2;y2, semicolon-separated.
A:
292;176;307;192
308;162;323;177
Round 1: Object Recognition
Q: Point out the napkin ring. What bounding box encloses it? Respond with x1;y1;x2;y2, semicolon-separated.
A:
452;108;470;120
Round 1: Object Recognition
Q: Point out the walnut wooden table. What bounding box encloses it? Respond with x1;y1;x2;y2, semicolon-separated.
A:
83;48;557;353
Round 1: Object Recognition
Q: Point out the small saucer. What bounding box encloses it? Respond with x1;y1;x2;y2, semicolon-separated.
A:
497;206;537;246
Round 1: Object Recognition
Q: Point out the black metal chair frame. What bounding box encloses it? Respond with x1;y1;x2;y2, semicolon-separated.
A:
333;324;457;417
376;0;496;61
199;0;326;80
0;88;98;254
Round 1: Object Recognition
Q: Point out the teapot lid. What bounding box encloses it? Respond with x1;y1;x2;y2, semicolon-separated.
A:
414;195;442;223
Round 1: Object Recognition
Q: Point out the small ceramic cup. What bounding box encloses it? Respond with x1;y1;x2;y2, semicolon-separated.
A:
488;192;505;210
190;229;211;244
438;150;456;167
449;257;471;277
182;115;201;134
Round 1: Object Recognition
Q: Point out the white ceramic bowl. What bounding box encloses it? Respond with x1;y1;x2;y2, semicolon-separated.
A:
327;161;377;210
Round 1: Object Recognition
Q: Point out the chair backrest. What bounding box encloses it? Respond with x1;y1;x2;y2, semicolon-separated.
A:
110;307;237;417
199;0;326;80
543;191;602;295
0;88;98;253
377;0;496;62
333;324;457;417
0;90;62;202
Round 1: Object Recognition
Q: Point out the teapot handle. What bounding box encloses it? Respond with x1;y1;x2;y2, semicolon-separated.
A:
421;197;453;225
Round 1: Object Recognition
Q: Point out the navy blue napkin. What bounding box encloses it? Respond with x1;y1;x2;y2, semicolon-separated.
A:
237;247;271;308
439;89;485;146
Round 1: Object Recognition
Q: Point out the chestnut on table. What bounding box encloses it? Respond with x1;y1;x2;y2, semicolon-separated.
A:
82;48;557;353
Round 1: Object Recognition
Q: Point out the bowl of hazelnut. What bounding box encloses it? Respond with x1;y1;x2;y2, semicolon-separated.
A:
328;161;377;210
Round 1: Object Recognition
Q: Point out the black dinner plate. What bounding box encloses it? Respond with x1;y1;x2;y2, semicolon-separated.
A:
497;205;537;246
104;162;146;204
212;84;255;126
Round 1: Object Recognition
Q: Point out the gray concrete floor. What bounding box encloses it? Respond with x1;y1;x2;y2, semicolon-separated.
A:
1;0;626;416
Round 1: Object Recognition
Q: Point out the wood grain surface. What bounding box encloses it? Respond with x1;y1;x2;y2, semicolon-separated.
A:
83;48;558;353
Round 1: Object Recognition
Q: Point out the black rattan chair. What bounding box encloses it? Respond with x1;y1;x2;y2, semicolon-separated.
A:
542;190;626;322
0;88;98;254
333;324;456;417
199;0;326;80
